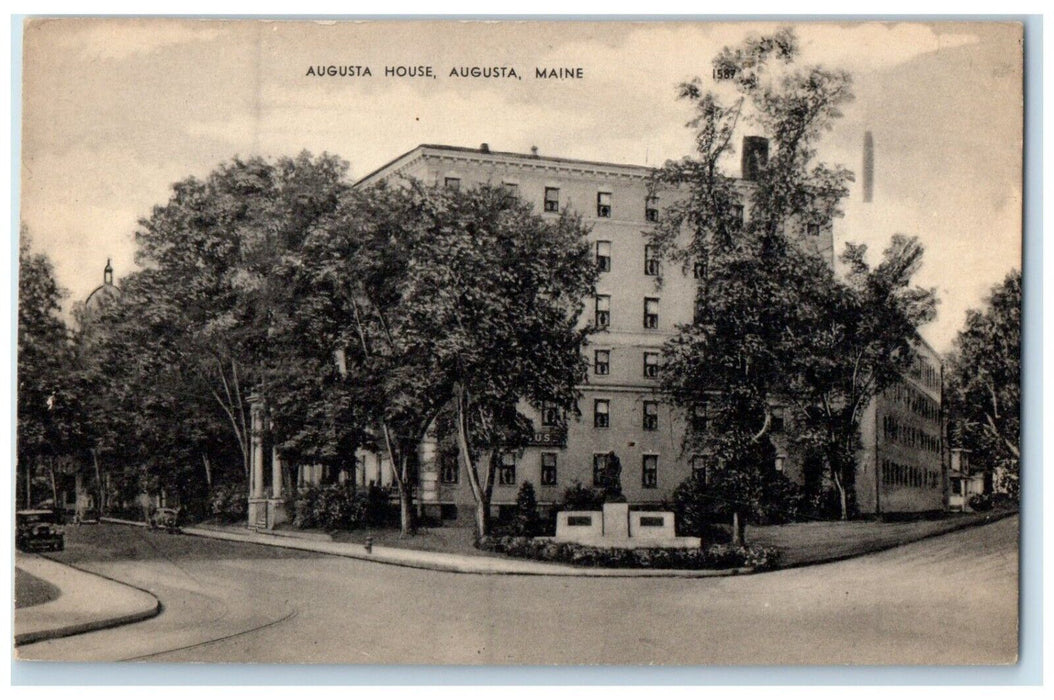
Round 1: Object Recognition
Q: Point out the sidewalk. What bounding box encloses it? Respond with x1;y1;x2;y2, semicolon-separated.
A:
14;554;161;647
183;524;753;578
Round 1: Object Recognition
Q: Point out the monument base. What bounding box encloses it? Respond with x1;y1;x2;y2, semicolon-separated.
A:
553;505;701;549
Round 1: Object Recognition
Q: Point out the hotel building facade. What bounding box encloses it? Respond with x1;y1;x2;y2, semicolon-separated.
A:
301;142;946;520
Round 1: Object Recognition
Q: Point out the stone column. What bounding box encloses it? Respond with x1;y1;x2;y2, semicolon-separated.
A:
250;396;265;499
271;445;283;499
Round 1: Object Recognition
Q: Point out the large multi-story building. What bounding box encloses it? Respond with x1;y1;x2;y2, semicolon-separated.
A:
299;141;945;521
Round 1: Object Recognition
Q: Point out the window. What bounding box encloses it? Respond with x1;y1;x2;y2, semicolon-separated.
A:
690;455;710;484
642;455;658;489
503;182;519;197
644;245;661;276
597;192;612;218
439;455;459;484
806;223;821;237
544;187;560;212
595;295;611;328
594;349;610;376
643;297;659;329
732;204;745;228
643;352;660;378
498;452;517;486
693;259;707;280
444;177;461;191
775;455;786;472
770;407;785;433
596;241;611;272
541;453;558;486
643;401;659;431
690;403;708;433
541;402;561;427
593;453;608;487
594;399;610;428
645;196;659;222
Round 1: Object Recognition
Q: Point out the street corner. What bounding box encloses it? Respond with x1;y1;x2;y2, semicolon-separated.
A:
14;553;161;648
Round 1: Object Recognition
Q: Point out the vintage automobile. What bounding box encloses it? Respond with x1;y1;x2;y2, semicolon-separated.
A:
16;509;65;552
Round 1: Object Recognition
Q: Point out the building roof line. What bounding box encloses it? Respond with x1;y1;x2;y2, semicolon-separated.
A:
355;143;661;187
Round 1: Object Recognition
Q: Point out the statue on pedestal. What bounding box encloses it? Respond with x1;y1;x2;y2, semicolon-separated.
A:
598;451;625;503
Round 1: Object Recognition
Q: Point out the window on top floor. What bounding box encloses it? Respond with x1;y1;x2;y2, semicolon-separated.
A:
544;187;560;212
444;177;461;191
806;223;821;237
503;182;519;197
646;195;660;223
597;192;612;218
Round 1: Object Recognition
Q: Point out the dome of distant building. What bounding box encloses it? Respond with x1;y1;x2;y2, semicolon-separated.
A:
83;259;121;320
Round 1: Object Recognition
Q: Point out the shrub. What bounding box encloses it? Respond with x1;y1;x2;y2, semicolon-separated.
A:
561;480;605;511
209;482;248;523
474;536;780;571
513;482;542;536
291;484;368;530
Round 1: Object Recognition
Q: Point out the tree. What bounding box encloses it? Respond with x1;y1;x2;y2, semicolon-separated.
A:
307;181;596;538
17;229;81;508
946;270;1021;496
652;28;935;529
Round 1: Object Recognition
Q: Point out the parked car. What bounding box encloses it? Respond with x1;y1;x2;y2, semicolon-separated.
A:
16;509;65;552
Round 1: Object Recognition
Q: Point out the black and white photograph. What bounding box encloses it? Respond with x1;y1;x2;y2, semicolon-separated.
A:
13;18;1024;668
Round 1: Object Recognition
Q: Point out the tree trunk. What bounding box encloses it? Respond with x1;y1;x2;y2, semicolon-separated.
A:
731;510;746;546
475;499;490;541
398;479;413;535
48;458;59;506
202;453;213;490
833;470;849;521
91;448;105;515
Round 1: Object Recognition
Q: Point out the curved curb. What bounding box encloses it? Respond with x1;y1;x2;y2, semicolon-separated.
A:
179;526;755;579
15;557;162;647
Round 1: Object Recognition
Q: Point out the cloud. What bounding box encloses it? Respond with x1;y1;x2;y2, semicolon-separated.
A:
28;17;224;62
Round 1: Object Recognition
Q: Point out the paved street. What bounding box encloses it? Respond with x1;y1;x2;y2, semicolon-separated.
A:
17;517;1018;665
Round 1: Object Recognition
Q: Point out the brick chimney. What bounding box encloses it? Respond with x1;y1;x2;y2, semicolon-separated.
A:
741;136;769;181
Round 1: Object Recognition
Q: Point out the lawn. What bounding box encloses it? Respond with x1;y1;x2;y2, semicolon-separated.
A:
281;507;1016;568
14;567;61;609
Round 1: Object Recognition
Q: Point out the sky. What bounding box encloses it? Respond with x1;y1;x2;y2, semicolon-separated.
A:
18;19;1023;353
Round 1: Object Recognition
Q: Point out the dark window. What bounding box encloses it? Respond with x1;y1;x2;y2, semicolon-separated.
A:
594;349;610;376
439;455;459;484
592;453;607;486
693;259;707;279
643;352;660;378
503;182;519;197
644;297;659;329
643;401;659;431
690;403;708;433
732;204;745;229
770;407;785;433
567;515;592;526
645;196;659;222
597;192;612;218
541;403;561;427
594;399;610;428
444;177;461;191
541;453;558;486
498;452;516;486
691;455;710;484
806;223;821;237
595;295;611;328
644;245;661;276
544;187;560;212
596;240;611;272
642;455;658;489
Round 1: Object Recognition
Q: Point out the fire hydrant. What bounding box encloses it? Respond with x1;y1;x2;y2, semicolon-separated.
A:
364;536;373;554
